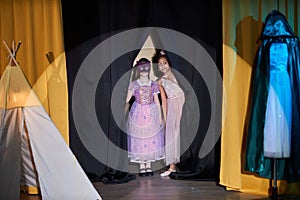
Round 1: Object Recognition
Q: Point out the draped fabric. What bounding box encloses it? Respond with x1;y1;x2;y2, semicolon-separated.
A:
0;1;70;196
221;0;300;195
0;0;69;143
245;10;300;180
62;0;222;183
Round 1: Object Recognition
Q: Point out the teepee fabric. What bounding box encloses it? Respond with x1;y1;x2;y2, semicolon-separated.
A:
0;65;101;200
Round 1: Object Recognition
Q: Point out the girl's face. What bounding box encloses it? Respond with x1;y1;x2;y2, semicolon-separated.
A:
158;57;170;74
137;64;150;77
139;70;149;77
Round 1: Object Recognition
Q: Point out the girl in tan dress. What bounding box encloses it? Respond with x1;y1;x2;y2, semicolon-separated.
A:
154;50;185;177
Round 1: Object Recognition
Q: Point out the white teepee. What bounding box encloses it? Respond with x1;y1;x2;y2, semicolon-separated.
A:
0;41;101;200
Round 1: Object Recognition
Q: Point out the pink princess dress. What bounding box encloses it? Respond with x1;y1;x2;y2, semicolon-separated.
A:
127;79;165;163
161;75;185;166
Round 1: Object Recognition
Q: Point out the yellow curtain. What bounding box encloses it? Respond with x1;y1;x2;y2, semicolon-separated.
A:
221;0;300;195
0;0;69;144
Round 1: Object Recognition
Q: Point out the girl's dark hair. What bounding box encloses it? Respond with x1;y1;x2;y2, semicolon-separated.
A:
134;57;150;68
152;49;169;64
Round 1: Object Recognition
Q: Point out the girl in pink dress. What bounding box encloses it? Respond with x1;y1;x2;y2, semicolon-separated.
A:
154;50;185;177
126;58;165;176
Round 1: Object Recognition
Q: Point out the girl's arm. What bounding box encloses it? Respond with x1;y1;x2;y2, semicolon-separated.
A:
125;90;133;114
154;93;163;125
158;80;167;123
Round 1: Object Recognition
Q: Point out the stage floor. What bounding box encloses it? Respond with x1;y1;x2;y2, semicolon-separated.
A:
20;171;299;200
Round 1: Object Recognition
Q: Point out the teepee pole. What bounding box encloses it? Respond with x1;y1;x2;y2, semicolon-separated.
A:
3;41;22;67
14;41;22;56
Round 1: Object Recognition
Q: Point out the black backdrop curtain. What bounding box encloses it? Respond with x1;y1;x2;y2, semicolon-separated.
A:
61;0;222;183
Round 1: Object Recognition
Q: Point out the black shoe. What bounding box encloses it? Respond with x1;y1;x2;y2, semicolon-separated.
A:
146;171;154;176
139;169;147;177
145;168;154;176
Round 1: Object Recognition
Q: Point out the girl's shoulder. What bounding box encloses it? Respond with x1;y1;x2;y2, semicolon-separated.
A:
156;78;162;85
130;80;139;86
151;80;161;87
128;80;139;90
151;79;158;84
